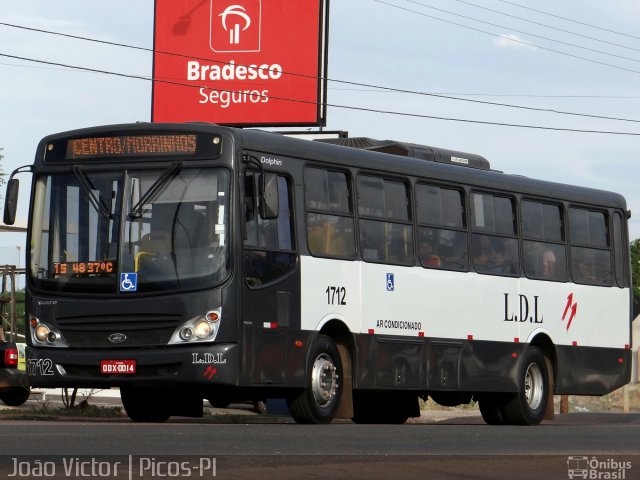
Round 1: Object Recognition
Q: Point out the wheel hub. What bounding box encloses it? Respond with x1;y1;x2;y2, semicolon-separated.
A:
524;362;544;410
311;353;338;407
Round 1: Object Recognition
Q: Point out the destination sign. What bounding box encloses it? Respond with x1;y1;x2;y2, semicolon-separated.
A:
65;135;198;160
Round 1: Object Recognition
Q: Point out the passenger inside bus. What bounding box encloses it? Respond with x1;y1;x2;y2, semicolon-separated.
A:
136;230;171;272
473;235;517;274
473;235;498;267
307;217;350;257
418;239;441;268
526;242;558;279
443;232;469;269
386;236;406;263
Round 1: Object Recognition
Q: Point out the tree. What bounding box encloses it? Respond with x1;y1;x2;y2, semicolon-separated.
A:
632;239;640;318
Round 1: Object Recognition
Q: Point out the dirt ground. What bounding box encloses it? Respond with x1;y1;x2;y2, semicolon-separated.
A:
554;383;640;413
421;383;640;415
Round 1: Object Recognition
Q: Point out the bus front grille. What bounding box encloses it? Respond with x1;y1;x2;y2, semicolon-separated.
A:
56;315;182;348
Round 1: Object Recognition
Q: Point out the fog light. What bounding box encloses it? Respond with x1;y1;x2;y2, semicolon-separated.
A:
180;327;194;340
35;324;50;342
47;331;59;343
194;321;212;339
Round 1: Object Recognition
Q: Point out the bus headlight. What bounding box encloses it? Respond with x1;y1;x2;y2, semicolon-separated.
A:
194;321;212;339
169;309;221;344
30;317;67;346
180;327;194;340
35;324;50;342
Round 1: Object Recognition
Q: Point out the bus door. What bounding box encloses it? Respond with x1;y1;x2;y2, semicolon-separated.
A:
241;171;299;385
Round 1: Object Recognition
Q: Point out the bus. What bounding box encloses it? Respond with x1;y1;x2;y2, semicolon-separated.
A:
3;123;632;425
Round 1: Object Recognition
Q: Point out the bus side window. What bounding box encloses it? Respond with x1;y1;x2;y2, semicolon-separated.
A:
244;172;280;249
304;168;356;259
244;172;296;287
416;184;468;271
357;175;413;265
521;200;567;281
569;208;612;286
612;212;628;288
471;193;518;276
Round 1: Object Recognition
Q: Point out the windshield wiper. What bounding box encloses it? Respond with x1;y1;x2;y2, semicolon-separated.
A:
128;162;182;218
72;166;111;218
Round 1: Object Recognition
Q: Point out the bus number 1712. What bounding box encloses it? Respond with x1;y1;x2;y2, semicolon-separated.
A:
325;286;347;306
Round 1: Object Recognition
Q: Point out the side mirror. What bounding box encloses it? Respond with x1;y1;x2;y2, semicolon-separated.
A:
259;173;279;220
3;178;19;225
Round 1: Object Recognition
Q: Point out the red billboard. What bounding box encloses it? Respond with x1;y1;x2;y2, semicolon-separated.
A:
152;0;329;126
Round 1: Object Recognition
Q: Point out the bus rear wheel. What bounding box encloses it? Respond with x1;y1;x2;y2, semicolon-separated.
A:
120;386;171;423
352;391;414;424
478;394;507;425
287;335;342;424
501;346;549;426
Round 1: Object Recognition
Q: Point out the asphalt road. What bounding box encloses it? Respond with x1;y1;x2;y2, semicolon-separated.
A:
0;414;638;479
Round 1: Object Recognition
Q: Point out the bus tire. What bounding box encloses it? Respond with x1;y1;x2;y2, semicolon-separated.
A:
207;398;231;408
478;394;507;425
120;386;171;423
287;334;342;424
501;346;549;426
0;387;30;406
352;391;412;424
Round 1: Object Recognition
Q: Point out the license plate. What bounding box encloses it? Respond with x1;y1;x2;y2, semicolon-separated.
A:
100;359;136;375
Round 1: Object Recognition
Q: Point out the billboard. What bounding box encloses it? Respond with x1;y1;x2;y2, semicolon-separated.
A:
153;0;329;126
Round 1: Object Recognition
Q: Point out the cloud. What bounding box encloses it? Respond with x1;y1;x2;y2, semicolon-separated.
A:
6;14;84;31
493;34;537;51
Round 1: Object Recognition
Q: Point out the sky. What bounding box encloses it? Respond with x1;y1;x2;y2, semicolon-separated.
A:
1;0;640;269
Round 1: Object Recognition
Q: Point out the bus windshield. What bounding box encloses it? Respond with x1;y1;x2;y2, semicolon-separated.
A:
30;167;230;293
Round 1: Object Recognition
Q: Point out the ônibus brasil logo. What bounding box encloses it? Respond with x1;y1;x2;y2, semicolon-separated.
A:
210;0;261;53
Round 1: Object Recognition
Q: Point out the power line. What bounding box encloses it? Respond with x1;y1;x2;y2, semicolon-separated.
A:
494;0;640;42
330;87;640;99
0;60;102;73
2;51;640;137
402;0;640;65
2;21;640;125
373;0;640;76
3;59;637;100
449;0;640;54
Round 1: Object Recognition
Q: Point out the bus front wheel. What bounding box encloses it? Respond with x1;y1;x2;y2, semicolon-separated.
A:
120;386;171;423
287;334;343;424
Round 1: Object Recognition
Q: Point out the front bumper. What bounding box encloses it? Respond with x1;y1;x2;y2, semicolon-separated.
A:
26;343;238;389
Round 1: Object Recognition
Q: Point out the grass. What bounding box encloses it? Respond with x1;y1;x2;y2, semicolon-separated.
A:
0;400;125;420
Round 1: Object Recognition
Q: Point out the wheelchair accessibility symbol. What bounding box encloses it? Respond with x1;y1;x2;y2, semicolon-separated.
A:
120;273;138;292
386;273;394;291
